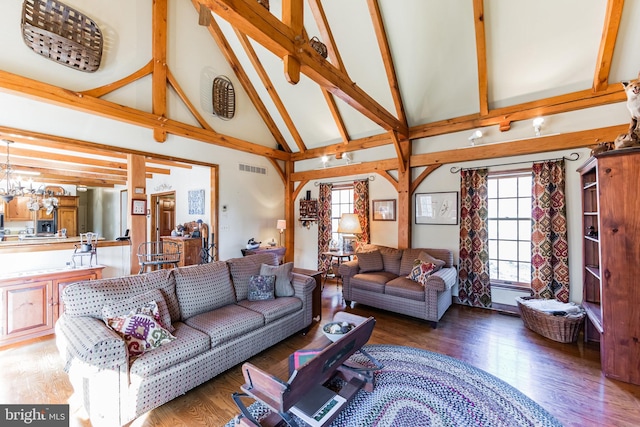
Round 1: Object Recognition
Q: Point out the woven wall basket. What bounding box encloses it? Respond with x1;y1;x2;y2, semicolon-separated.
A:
21;0;103;72
212;76;235;120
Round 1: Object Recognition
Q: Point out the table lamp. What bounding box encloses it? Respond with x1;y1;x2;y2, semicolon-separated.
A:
337;213;362;252
277;219;286;246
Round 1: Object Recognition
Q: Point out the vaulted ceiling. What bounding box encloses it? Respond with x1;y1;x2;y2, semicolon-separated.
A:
0;0;637;187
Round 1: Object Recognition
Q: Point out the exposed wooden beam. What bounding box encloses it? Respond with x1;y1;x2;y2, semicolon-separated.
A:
166;68;215;132
593;0;624;92
234;29;307;152
473;0;489;115
367;0;407;126
290;158;397;182
196;3;291;152
282;0;304;84
202;0;408;138
389;131;406;174
152;0;169;142
410;165;441;195
410;124;627;167
81;61;154;98
0;70;290;160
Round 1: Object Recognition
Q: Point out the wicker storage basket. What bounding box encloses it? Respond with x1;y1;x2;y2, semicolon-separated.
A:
516;297;585;343
21;0;103;72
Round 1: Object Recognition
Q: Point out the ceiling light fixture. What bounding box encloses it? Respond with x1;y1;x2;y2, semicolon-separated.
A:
321;155;329;168
0;139;26;203
533;117;545;137
468;130;483;146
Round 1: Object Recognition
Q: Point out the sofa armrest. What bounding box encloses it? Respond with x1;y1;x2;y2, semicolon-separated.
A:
292;272;316;297
424;267;457;292
55;315;127;371
338;259;359;278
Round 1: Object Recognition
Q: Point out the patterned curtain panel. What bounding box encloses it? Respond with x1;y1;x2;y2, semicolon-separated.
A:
317;183;333;272
458;168;491;308
531;160;569;302
353;179;370;247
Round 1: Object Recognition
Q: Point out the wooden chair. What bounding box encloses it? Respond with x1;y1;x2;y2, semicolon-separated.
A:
71;232;98;267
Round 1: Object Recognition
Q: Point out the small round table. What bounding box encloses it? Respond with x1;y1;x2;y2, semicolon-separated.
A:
322;250;354;288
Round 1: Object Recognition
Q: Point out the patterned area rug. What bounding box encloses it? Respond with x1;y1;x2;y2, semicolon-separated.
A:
227;344;562;427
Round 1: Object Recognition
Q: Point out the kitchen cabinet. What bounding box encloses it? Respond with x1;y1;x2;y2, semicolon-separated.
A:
3;197;33;221
160;236;202;267
0;266;104;347
57;196;78;236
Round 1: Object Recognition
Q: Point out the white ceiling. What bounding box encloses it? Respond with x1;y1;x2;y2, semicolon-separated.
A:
0;0;638;167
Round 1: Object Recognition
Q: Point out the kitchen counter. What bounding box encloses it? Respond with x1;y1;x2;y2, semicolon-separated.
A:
0;236;129;254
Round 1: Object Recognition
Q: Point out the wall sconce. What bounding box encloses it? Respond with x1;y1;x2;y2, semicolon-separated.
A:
533;117;544;137
276;219;286;246
468;130;483;146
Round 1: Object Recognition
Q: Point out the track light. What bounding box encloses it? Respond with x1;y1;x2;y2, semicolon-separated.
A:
468;130;483;146
533;117;544;137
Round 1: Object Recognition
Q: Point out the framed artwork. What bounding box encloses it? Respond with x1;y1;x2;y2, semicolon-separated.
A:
415;192;458;225
188;189;205;215
131;199;147;215
372;199;396;221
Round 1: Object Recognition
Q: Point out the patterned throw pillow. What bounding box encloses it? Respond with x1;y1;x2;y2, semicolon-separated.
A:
248;275;276;301
104;301;176;358
418;251;446;272
406;259;437;286
260;262;295;297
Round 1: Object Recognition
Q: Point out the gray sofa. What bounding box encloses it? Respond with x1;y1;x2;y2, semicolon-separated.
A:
55;253;315;427
339;245;457;327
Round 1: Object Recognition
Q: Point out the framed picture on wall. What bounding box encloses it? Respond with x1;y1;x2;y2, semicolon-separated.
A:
131;199;147;215
372;199;396;221
415;192;458;225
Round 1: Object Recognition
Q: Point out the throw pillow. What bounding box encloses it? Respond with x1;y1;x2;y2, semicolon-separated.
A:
418;251;446;272
104;301;176;358
248;275;276;301
356;250;384;273
102;288;174;332
406;259;437;286
260;262;295;297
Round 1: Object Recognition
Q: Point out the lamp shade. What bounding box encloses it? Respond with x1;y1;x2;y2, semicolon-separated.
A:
337;213;362;234
276;219;286;231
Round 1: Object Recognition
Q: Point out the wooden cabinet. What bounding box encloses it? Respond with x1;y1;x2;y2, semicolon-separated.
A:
3;197;33;221
57;196;78;236
0;266;104;347
577;148;640;385
160;236;202;267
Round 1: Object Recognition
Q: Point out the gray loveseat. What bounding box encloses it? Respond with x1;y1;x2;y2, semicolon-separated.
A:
55;253;315;427
339;245;457;327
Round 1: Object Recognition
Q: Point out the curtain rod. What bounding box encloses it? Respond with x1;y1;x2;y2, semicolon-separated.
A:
449;152;581;174
314;175;375;186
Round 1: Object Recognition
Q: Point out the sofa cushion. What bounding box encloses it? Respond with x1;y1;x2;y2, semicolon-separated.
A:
228;253;278;301
351;271;397;293
63;274;148;318
399;248;433;276
143;268;181;323
104;301;176;358
407;260;437;286
174;262;236;320
130;322;211;377
385;276;426;302
238;297;302;323
101;288;174;332
184;304;264;346
248;275;276;301
379;246;403;275
260;262;295;297
356;250;384;273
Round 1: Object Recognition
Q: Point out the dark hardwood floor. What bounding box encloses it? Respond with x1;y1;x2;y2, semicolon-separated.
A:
1;279;639;427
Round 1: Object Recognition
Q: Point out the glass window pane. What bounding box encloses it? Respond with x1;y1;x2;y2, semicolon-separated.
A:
489;260;498;278
498;220;518;240
519;242;531;263
498;240;518;261
518;176;532;197
519;262;531;283
518;198;531;218
489;240;498;259
498;198;518;218
500;177;518;197
488;220;498;239
498;260;518;281
488;179;497;198
488;199;497;218
518;220;531;240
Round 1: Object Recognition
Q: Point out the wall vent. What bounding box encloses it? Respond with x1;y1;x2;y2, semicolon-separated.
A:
238;163;267;175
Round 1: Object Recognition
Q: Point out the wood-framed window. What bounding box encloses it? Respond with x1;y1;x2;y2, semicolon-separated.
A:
330;185;353;244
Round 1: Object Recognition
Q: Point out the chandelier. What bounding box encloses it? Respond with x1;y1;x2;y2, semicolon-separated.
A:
0;139;25;203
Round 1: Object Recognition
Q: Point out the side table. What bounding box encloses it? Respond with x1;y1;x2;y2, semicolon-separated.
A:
292;267;322;322
322;250;354;288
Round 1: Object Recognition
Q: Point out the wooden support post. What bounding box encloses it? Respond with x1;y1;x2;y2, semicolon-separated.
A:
397;139;411;249
282;0;303;85
128;154;147;274
152;0;168;142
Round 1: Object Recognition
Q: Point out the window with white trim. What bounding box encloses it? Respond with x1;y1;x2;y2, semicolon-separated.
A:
331;185;353;244
488;171;532;288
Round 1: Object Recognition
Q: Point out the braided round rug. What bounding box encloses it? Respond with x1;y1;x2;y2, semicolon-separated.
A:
227;344;562;427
